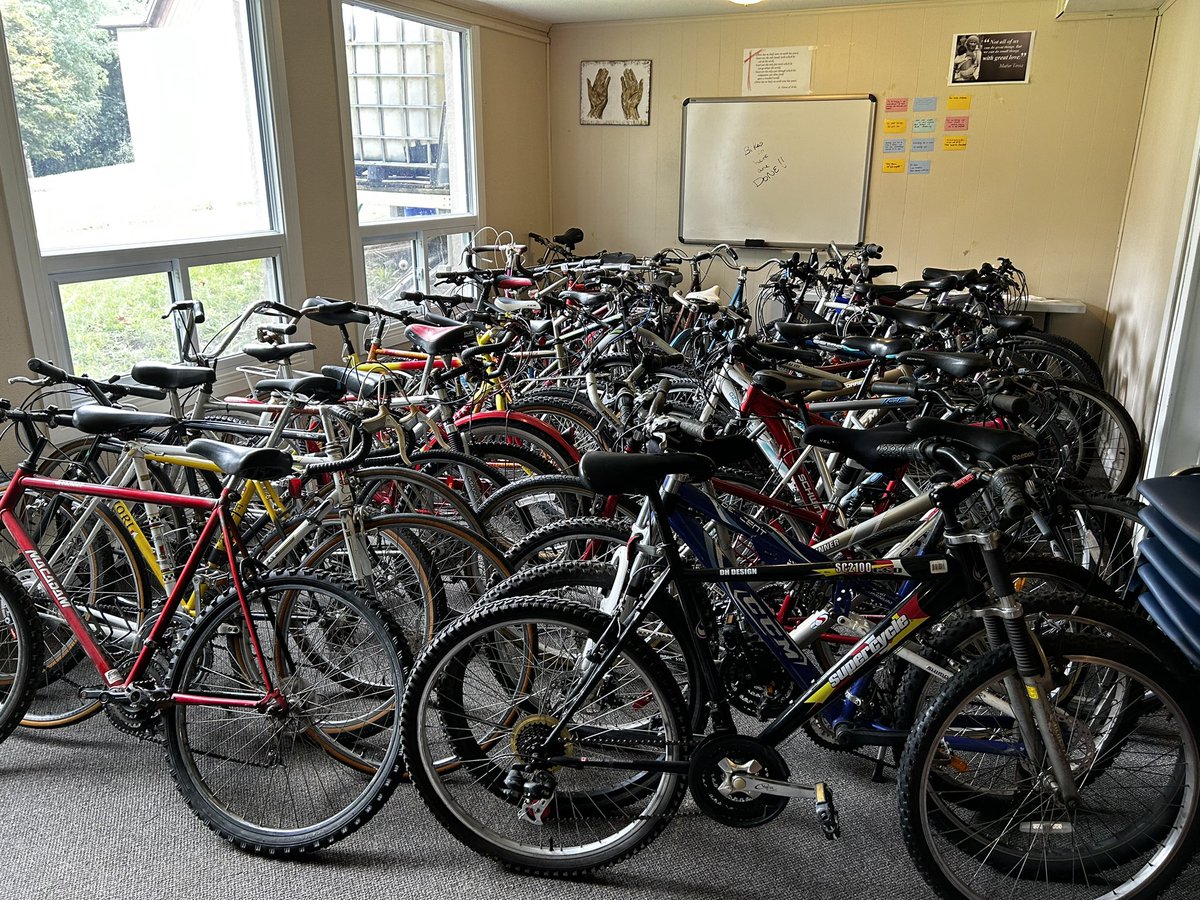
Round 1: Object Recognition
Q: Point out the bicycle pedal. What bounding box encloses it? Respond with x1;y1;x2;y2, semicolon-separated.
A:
813;782;841;840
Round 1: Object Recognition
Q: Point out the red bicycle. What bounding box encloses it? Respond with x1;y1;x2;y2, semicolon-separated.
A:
0;402;410;855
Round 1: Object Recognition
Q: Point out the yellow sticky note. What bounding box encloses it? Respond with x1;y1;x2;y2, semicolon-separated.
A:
884;118;907;134
882;158;905;173
942;135;968;151
947;94;972;110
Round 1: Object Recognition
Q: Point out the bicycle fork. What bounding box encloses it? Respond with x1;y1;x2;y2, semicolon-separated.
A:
960;530;1082;805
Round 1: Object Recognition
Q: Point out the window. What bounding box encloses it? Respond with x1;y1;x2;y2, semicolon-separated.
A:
340;3;478;307
0;0;297;376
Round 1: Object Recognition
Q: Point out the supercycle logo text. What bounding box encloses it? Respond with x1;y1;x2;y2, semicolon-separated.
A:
828;614;911;687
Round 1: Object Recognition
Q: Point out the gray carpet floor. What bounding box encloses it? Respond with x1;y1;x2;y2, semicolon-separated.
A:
2;715;1198;900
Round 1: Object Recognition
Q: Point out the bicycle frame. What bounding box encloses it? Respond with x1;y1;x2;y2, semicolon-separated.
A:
0;465;276;702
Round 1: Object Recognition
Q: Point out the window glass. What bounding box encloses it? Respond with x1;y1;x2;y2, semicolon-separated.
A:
2;0;273;252
364;238;418;308
58;272;174;377
188;257;280;355
426;232;472;296
343;4;471;224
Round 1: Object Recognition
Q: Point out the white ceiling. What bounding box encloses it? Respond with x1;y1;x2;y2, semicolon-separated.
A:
472;0;920;26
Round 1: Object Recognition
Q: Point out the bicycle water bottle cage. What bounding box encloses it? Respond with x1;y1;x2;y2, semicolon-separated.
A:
130;361;217;391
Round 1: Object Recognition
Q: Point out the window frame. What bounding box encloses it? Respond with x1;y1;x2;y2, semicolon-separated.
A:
0;0;310;382
332;0;484;308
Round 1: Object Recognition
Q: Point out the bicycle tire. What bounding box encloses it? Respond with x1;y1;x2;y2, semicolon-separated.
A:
163;569;410;855
504;515;630;571
898;635;1200;899
0;566;43;744
401;596;689;876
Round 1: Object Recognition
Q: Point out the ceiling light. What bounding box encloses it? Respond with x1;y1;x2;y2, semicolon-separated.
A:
729;0;765;5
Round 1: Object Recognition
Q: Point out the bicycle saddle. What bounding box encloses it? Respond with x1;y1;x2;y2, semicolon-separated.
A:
900;275;960;295
802;421;916;473
321;364;404;397
404;323;475;356
922;267;978;282
255;374;344;403
839;336;913;360
301;296;370;327
130;361;217;390
899;349;994;379
865;264;898;279
752;369;842;400
870;305;941;331
560;290;610;309
185;438;294;480
580;451;715;496
241;341;316;363
774;321;833;344
73;405;179;436
904;417;1038;467
853;284;913;306
988;313;1034;335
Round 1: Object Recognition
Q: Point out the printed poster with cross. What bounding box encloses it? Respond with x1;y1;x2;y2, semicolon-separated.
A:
742;47;814;96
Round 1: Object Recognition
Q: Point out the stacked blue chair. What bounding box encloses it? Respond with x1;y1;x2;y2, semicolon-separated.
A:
1135;473;1200;667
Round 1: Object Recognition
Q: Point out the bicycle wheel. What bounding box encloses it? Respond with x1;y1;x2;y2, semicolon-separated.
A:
350;465;483;530
898;635;1200;899
1009;335;1103;388
163;570;409;854
0;567;43;744
9;495;155;729
402;597;689;875
504;515;630;571
300;516;445;646
407;449;509;511
476;475;636;555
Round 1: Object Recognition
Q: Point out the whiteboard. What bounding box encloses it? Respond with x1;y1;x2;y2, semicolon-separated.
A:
679;94;876;248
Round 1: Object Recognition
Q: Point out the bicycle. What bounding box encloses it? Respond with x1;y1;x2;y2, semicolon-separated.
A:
0;402;412;853
400;424;1200;898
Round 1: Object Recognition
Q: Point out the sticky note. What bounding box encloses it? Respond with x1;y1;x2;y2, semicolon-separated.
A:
942;135;968;151
885;97;910;112
884;118;907;134
948;94;972;110
908;159;931;175
911;137;935;153
882;158;905;173
944;115;969;132
883;138;906;154
913;117;936;133
914;96;937;112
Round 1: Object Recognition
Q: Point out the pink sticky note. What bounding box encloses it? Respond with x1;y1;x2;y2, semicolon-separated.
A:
944;115;969;132
885;97;910;113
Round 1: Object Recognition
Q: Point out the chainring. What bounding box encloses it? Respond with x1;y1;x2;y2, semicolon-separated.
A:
687;733;791;827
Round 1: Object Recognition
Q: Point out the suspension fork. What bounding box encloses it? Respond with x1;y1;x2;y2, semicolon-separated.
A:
967;531;1082;804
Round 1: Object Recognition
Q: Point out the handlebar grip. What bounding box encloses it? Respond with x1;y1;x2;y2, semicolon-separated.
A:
988;392;1029;417
264;302;301;318
872;441;928;463
990;467;1029;523
27;357;69;382
113;382;168;401
870;382;919;398
676;418;716;442
863;243;883;259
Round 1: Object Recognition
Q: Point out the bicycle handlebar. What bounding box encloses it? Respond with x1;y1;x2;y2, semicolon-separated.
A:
26;357;168;402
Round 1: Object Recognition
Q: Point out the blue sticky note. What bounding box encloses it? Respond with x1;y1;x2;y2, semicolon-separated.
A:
914;96;937;112
911;137;934;153
883;138;906;154
908;159;931;175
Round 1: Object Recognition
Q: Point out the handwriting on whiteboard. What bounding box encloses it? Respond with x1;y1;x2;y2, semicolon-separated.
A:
746;140;788;188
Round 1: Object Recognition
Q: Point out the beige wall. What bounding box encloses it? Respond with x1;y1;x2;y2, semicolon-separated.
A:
548;1;1156;355
1103;0;1200;438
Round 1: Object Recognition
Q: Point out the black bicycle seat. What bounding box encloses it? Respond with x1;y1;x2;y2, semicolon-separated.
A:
580;451;715;495
186;438;294;480
130;361;217;390
73;405;179;436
